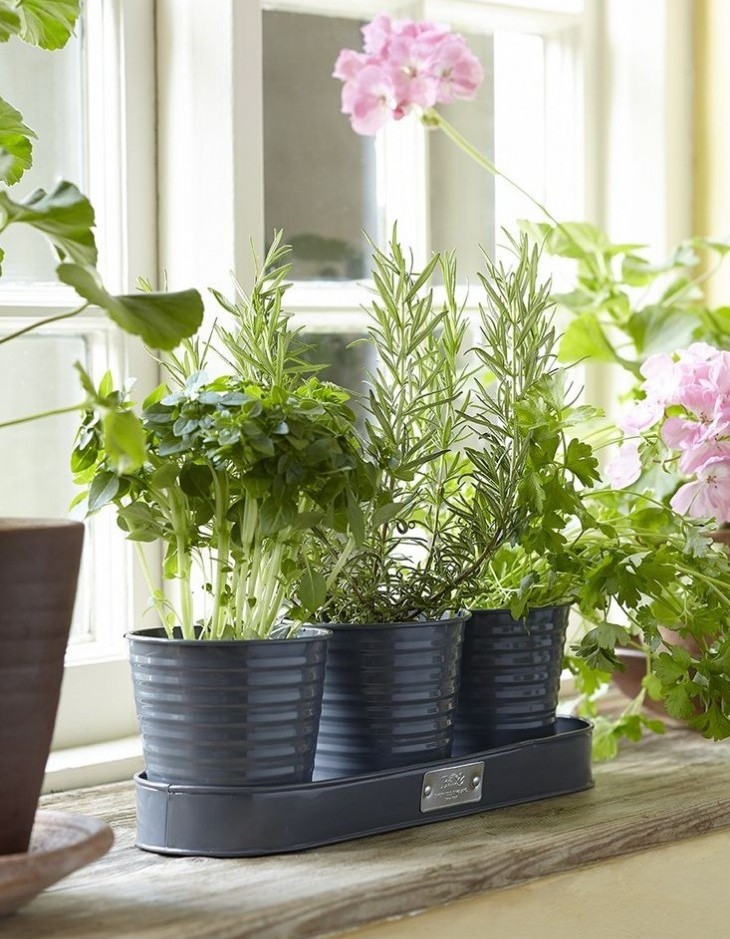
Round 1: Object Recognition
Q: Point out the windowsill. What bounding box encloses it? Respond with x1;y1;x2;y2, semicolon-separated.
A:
43;736;143;794
27;722;730;939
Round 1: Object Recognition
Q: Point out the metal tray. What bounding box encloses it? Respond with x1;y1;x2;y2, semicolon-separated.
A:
135;716;593;857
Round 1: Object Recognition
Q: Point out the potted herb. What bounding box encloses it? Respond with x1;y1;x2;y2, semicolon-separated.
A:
307;232;564;777
0;1;202;858
74;238;368;787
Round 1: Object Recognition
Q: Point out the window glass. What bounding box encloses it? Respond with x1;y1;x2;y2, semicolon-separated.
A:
263;11;379;281
0;30;86;284
429;32;496;283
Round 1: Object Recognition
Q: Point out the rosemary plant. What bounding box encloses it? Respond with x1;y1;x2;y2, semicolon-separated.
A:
313;233;564;623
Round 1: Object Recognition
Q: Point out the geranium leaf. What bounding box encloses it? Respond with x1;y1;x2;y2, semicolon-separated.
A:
16;0;80;49
58;263;204;350
0;181;97;264
0;95;35;184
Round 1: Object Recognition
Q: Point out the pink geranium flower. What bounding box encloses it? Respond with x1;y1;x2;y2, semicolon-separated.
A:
671;457;730;522
334;15;483;136
614;342;730;523
605;440;642;489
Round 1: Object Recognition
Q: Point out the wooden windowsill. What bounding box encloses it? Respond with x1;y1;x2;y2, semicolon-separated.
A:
7;723;730;939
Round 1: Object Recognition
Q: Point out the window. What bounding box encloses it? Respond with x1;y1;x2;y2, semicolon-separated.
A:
27;0;694;772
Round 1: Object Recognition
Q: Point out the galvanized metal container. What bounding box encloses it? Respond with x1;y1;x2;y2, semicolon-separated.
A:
314;615;467;779
454;605;570;752
128;626;331;787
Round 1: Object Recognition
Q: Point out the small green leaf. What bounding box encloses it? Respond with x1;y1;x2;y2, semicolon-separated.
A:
298;567;327;614
102;409;146;474
0;95;35;184
88;471;120;513
558;313;616;364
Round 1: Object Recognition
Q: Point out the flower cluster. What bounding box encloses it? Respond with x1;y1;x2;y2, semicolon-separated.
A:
607;342;730;522
333;13;483;135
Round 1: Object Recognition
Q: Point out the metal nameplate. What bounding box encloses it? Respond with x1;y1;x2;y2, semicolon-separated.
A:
420;760;485;813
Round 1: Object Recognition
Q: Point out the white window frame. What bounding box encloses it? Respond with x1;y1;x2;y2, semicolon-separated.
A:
41;0;161;753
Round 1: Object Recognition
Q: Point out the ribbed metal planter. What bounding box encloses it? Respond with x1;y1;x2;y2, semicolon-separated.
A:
454;605;570;752
128;626;330;787
0;519;84;856
314;616;467;779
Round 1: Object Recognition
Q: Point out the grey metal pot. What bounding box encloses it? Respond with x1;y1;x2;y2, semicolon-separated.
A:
128;625;331;787
454;605;570;752
314;615;467;778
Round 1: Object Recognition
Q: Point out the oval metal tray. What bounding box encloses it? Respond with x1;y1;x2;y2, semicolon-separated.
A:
135;716;593;857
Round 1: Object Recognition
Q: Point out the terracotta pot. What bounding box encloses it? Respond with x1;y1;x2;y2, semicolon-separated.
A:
0;519;84;855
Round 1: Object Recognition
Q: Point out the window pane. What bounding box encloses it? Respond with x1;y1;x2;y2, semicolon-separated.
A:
429;33;496;282
429;30;549;280
0;30;86;284
263;12;378;281
493;32;547;235
302;330;372;391
0;334;84;517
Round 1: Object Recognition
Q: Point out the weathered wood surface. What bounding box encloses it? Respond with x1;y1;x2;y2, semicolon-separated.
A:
3;727;730;939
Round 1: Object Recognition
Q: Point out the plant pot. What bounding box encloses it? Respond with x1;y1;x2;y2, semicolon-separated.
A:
128;626;331;786
453;605;570;752
0;519;85;856
314;615;467;779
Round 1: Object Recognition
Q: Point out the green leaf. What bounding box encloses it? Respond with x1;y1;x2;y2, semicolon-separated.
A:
558;313;616;364
653;649;692;684
663;683;696;720
102;410;146;474
564;438;600;485
16;0;80;49
298;567;327;614
0;181;96;264
87;471;120;513
0;95;35;184
0;2;21;42
627;305;702;358
57;263;204;350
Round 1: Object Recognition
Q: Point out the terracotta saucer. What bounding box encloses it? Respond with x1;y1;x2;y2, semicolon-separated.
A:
0;811;114;917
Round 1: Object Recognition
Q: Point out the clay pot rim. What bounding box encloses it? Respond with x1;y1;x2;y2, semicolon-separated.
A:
0;518;84;532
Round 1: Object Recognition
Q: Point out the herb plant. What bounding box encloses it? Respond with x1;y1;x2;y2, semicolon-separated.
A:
73;238;367;640
313;233;569;624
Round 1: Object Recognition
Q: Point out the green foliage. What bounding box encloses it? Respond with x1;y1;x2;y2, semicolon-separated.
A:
73;241;368;640
519;219;730;375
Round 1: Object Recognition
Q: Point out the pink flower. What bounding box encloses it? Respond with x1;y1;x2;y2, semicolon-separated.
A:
361;13;397;56
606;440;642;489
617;397;663;434
333;49;368;82
428;35;484;103
340;64;397;136
334;16;484;135
670;456;730;523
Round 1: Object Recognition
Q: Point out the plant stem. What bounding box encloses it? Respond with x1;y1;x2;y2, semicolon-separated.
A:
0;303;89;346
0;402;87;429
211;468;231;638
167;489;194;639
